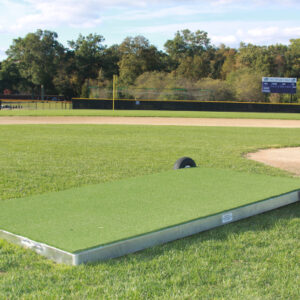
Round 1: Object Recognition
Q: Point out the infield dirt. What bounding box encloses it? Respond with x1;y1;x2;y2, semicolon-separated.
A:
2;116;300;127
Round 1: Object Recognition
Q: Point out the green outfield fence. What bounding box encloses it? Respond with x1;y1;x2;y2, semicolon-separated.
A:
79;83;300;113
72;97;300;113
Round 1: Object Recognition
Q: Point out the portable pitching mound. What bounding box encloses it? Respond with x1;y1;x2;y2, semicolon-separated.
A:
0;167;299;265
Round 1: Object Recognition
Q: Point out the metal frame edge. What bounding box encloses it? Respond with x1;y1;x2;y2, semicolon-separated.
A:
1;190;299;265
0;230;75;265
75;190;300;265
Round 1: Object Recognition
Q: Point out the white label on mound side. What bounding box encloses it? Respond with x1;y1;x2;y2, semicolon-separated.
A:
222;213;233;224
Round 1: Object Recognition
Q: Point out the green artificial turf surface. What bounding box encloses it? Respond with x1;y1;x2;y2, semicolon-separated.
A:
1;109;300;120
1;167;299;253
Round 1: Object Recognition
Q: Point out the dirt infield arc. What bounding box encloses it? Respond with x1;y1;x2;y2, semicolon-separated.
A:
247;148;300;176
2;116;300;127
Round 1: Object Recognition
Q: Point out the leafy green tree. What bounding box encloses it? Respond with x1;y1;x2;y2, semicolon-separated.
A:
227;68;265;102
267;44;288;77
164;29;211;60
102;44;121;79
286;39;300;77
118;36;164;85
220;47;237;79
164;30;213;80
208;45;226;79
236;43;273;75
6;30;65;94
2;27;300;101
196;78;235;101
134;71;167;90
0;60;24;93
52;51;78;99
176;55;210;80
130;71;167;99
68;33;105;95
133;71;197;100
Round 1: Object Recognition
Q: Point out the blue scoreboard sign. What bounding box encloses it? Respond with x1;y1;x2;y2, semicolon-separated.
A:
262;77;297;94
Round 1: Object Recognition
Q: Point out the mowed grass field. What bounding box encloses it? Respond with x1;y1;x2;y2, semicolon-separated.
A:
0;124;300;298
1;108;300;120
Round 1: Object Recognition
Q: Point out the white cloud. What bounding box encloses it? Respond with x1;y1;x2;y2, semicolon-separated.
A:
283;27;300;36
134;21;300;47
0;0;299;34
211;35;237;44
0;0;210;33
248;27;279;37
105;5;213;22
240;26;300;44
212;0;300;5
0;0;299;51
9;0;104;30
212;0;237;6
0;0;140;33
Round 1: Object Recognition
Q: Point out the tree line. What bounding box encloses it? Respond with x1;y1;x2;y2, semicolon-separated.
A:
0;29;299;102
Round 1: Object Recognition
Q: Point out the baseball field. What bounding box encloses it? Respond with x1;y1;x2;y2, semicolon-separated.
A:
2;108;300;119
0;110;300;299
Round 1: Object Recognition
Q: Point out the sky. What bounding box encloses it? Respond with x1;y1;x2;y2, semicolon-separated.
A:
0;0;300;60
